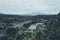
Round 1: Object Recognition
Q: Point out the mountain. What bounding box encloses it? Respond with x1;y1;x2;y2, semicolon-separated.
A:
0;13;58;20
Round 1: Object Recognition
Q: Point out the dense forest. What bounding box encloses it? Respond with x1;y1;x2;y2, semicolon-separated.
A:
0;12;60;40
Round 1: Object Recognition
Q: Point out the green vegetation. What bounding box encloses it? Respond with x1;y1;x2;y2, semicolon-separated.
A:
0;12;60;40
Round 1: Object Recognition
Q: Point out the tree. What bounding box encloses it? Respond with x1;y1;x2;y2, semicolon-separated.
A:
7;28;17;38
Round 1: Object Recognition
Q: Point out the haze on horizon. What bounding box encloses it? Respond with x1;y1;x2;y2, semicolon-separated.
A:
0;0;60;15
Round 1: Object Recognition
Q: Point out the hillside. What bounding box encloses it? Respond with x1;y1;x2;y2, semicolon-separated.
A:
0;13;59;40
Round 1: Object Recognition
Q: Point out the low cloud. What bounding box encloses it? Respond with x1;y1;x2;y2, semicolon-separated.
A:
0;0;60;15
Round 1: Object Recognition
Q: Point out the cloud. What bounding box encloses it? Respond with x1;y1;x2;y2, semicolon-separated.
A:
0;0;60;15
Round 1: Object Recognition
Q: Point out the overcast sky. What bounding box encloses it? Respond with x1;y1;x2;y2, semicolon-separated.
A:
0;0;60;15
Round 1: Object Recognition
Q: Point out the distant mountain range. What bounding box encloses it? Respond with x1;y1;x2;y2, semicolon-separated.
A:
0;13;58;21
